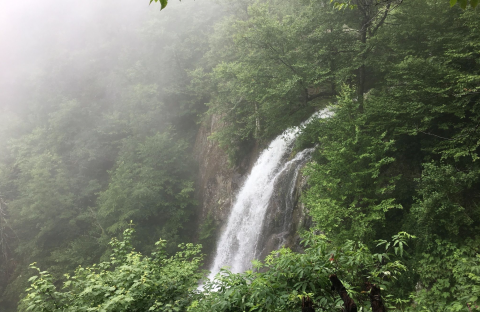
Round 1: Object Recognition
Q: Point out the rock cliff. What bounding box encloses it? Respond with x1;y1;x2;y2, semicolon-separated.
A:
193;114;312;265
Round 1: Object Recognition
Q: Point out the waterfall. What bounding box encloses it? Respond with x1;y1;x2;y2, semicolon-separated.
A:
207;109;330;279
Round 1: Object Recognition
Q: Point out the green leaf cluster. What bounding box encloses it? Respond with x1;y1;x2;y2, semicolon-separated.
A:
191;231;411;311
191;0;361;163
450;0;479;9
96;131;196;253
20;228;205;312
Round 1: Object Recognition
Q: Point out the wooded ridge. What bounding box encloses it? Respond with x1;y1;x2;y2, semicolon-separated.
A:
0;0;479;311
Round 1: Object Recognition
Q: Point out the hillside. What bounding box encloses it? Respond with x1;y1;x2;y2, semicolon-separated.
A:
1;0;479;311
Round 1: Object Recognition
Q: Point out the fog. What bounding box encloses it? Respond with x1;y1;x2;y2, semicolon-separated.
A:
0;1;224;309
0;0;220;114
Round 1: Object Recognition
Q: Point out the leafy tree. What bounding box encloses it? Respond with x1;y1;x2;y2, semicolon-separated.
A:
303;88;401;243
449;0;480;9
96;131;196;253
20;227;205;312
300;0;480;308
331;0;479;10
191;0;362;162
191;231;412;311
412;238;480;311
0;1;223;308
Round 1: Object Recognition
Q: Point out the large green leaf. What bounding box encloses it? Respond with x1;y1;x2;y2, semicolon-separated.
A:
150;0;168;10
458;0;468;8
160;0;168;10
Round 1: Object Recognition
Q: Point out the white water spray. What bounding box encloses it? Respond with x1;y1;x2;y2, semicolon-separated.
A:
208;109;330;279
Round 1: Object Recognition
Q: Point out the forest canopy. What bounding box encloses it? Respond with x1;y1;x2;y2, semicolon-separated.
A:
1;0;479;311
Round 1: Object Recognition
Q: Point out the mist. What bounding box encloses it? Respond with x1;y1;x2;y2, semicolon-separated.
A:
0;0;221;114
2;0;478;311
0;1;224;309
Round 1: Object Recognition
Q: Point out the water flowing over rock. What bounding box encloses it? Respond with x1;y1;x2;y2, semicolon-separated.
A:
254;147;314;261
208;109;330;278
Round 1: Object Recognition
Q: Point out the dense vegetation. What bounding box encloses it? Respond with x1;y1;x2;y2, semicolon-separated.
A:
20;227;204;312
1;0;479;311
190;0;480;310
0;1;223;310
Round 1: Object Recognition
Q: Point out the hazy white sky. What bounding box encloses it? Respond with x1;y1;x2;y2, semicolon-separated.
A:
0;0;156;109
0;0;215;113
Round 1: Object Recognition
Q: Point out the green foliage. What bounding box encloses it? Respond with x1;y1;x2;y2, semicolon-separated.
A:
191;231;411;311
197;213;217;253
150;0;169;10
3;0;480;310
0;1;223;308
412;163;479;239
332;0;479;10
303;88;401;242
410;237;480;311
300;1;480;309
330;0;358;10
450;0;479;9
96;131;196;252
191;0;360;162
20;228;205;312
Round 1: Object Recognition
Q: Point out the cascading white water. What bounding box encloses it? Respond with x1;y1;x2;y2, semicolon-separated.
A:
252;146;314;261
208;109;330;279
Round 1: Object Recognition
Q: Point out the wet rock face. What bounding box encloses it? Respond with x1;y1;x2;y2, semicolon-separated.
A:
193;114;255;234
255;152;312;261
194;114;260;267
194;114;239;225
289;168;313;251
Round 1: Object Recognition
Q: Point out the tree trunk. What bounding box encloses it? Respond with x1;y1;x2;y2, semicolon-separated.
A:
366;282;386;312
356;10;368;114
329;274;358;312
302;296;315;312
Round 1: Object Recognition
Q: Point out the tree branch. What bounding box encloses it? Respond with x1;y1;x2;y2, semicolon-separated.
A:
329;274;358;312
370;2;391;36
307;91;336;102
302;296;315;312
265;43;299;76
366;282;386;312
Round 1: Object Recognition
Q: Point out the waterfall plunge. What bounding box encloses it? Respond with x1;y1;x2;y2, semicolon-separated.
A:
208;109;330;279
